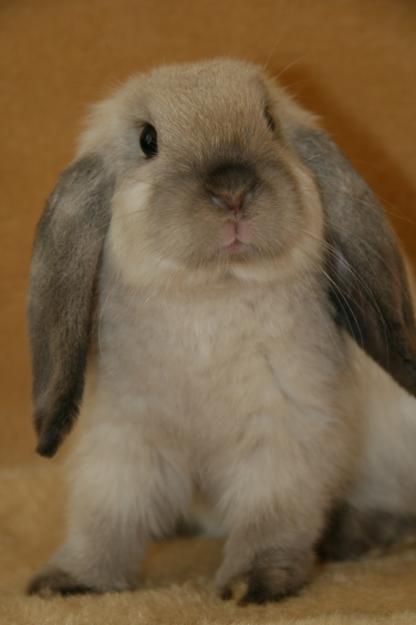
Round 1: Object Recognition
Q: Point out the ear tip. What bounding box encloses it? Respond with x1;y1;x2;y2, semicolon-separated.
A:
35;433;61;458
33;393;81;458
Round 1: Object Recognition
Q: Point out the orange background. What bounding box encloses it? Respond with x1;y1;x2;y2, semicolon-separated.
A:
1;0;416;465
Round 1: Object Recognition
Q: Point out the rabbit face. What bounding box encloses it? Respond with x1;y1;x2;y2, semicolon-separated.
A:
80;60;323;285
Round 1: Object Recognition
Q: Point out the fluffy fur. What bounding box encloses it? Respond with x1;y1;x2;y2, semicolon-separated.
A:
27;59;416;603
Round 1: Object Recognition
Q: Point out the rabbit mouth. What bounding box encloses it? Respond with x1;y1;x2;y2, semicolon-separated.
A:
224;240;251;254
221;220;253;247
216;219;261;260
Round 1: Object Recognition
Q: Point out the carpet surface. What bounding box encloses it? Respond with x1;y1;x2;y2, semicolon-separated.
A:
3;464;416;625
1;0;416;623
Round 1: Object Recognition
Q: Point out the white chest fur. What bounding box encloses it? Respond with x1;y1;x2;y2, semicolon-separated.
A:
91;259;351;475
73;253;357;552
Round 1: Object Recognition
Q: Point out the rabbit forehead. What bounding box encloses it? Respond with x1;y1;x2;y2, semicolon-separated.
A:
78;59;317;159
129;59;268;130
138;58;264;103
79;60;275;154
146;58;261;90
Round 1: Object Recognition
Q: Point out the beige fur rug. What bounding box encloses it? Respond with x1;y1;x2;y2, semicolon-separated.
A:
2;464;416;625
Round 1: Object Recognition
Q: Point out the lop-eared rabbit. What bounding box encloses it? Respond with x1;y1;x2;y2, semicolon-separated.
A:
28;59;416;604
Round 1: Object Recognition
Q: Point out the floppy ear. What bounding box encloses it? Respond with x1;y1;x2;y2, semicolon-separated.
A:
28;155;114;457
295;129;416;397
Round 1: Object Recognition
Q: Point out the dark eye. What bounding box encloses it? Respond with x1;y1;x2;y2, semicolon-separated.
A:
264;107;275;132
140;123;158;158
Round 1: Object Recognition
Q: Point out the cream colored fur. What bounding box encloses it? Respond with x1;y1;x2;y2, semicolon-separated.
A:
345;270;416;514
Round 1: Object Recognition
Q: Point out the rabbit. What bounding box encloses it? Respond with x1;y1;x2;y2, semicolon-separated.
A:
26;58;416;604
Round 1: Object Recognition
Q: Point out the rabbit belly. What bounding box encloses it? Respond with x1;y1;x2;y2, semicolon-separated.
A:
85;271;357;522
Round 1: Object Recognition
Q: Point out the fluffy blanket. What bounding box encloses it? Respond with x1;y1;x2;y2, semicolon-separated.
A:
2;465;416;625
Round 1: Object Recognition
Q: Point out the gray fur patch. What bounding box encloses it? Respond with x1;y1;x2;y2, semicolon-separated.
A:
318;503;416;561
27;567;97;597
28;155;114;457
295;129;416;397
241;546;314;605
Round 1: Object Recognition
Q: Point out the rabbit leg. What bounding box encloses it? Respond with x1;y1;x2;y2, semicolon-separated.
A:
216;525;317;605
213;426;339;604
28;421;191;596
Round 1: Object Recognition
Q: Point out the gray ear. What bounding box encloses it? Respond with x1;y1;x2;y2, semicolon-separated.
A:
28;155;114;457
295;129;416;397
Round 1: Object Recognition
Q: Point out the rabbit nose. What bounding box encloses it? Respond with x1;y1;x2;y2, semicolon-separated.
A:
210;189;249;214
206;161;258;215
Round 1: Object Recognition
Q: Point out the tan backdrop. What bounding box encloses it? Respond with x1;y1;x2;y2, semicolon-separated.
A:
1;2;416;623
1;0;416;465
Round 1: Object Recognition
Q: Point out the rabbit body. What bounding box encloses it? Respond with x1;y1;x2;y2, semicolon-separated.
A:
27;59;416;602
33;225;357;601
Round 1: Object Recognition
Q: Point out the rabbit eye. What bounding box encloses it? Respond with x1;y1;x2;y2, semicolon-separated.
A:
264;107;275;132
140;123;158;158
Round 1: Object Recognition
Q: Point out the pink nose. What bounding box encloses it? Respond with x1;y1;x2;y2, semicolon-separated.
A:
210;190;247;214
